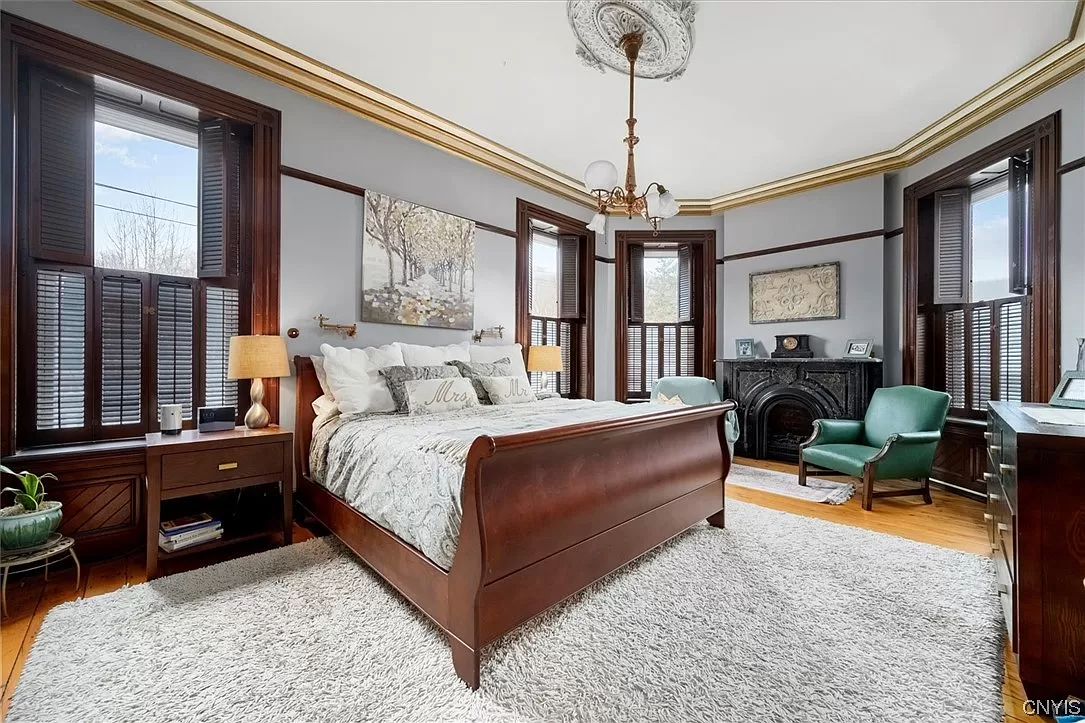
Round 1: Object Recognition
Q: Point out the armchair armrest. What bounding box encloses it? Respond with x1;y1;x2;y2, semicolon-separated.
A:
867;430;943;478
801;419;864;448
883;431;942;446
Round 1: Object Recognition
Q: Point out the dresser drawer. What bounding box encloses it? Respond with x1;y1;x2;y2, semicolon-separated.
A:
160;442;284;489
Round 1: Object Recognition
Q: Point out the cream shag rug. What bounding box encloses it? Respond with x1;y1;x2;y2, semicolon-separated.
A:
729;463;856;504
9;501;1002;723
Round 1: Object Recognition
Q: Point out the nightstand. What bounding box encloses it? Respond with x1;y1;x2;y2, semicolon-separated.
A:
144;426;293;579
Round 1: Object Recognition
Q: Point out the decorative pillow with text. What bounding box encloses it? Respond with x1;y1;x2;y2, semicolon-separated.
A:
379;365;463;414
404;377;480;415
479;376;538;405
446;358;511;404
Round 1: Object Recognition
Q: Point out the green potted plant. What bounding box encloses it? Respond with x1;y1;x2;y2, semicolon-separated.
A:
0;465;63;549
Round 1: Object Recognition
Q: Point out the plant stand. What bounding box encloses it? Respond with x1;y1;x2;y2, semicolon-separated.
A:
0;534;80;616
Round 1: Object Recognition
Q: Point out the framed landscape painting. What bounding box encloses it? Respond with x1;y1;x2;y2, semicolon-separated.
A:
362;191;475;329
749;262;840;324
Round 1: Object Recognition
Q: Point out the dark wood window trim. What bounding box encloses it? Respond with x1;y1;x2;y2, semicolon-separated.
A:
1;14;282;456
515;199;595;399
902;113;1059;402
614;230;717;403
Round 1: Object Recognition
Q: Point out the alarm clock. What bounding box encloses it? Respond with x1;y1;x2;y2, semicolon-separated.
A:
771;334;814;358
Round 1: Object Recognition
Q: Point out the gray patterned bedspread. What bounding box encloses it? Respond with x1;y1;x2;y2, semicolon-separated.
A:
309;399;666;569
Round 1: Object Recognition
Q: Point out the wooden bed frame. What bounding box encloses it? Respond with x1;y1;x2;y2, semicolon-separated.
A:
292;355;735;688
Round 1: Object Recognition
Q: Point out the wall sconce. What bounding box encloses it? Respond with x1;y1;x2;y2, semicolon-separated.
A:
472;326;505;343
315;314;357;338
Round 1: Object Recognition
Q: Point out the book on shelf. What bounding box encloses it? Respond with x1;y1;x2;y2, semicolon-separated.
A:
158;524;223;552
161;512;216;536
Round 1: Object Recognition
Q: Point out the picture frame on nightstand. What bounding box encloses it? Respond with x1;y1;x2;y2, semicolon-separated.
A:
1050;371;1085;409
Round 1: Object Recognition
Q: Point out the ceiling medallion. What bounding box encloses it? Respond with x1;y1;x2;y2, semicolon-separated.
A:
568;0;697;81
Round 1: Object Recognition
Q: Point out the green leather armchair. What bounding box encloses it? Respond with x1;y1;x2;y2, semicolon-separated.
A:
799;385;950;511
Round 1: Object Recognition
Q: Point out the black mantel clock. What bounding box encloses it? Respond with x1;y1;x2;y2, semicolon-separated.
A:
771;334;814;358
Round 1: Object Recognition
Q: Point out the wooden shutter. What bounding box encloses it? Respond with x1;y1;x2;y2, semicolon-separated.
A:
627;324;644;397
27;66;94;266
970;304;992;412
557;234;580;319
558;321;573;395
204;285;239;410
156;279;198;420
678;325;696;376
32;267;90;433
934;188;971;304
999;299;1025;403
578;321;591;399
677;244;693;323
915;312;929;388
628;243;645;324
98;272;146;430
944;308;966;409
197;119;240;278
1008;155;1030;295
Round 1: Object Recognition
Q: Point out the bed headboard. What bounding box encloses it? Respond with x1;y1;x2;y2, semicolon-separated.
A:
293;355;321;482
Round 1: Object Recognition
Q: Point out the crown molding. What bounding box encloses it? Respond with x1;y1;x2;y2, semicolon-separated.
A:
78;0;1085;216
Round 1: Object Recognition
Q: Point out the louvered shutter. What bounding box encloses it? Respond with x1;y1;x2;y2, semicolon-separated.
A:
677;244;693;323
557;234;580;319
628;243;645;324
157;279;197;420
944;309;966;409
558;321;573;396
645;325;660;395
27;66;94;266
999;300;1025;403
627;324;644;398
197;119;240;278
970;304;992;412
98;272;145;429
662;324;678;376
679;325;696;376
915;312;929;388
934;188;971;304
33;267;89;432
578;322;591;399
204;285;239;410
1008;155;1030;295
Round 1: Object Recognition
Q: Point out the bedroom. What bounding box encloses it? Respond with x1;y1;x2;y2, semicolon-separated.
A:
0;1;1083;721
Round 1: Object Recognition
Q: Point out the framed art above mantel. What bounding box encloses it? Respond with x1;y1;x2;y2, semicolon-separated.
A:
749;262;841;324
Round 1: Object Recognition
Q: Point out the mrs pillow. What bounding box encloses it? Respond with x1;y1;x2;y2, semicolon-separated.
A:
404;377;480;415
480;376;537;405
319;343;405;414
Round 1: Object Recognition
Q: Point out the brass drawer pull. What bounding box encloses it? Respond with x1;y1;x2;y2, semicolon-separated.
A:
983;472;996;481
984;432;993;441
218;462;239;471
989;445;1001;453
983;513;994;521
989;492;1001;502
999;463;1016;474
997;522;1010;532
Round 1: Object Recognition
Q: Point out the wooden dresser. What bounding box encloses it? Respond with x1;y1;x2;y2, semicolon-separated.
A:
986;402;1085;699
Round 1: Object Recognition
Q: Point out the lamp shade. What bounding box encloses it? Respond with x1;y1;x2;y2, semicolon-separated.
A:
586;212;607;234
227;335;290;380
527;345;563;373
584;160;618;192
658;190;680;218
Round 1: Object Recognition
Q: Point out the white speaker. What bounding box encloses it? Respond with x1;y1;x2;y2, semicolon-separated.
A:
160;404;183;436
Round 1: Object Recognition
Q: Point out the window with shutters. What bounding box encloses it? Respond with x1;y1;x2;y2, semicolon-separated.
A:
519;210;592;399
15;64;249;446
916;154;1032;418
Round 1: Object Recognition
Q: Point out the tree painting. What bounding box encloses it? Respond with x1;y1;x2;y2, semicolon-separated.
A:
362;192;475;329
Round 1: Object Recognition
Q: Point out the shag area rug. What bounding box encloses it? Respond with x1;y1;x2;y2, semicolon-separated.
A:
10;501;1001;723
729;462;856;504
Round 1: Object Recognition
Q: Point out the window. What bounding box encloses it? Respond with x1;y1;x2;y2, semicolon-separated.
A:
516;201;593;399
916;154;1031;415
16;65;246;446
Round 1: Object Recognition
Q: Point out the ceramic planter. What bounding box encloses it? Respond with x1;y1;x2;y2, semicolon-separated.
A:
0;501;63;550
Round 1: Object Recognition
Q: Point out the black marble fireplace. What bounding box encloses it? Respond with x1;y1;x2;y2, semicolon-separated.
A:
716;358;883;462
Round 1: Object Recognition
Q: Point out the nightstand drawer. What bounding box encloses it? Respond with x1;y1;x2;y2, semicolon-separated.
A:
161;442;283;489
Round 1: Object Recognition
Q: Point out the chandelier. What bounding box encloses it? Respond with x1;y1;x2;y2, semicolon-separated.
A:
584;30;679;235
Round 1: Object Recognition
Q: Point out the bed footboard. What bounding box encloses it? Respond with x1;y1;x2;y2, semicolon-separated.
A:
447;401;735;688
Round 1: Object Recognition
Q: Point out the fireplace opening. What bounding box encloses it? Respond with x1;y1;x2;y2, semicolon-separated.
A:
762;400;816;462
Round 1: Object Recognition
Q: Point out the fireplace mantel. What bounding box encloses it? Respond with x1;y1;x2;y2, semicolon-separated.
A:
716;358;883;461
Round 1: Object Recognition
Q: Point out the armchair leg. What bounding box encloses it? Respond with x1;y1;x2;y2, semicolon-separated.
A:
861;465;874;511
921;477;933;505
798;456;808;487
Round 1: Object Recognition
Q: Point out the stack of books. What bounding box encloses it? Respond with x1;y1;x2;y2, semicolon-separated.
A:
158;512;223;552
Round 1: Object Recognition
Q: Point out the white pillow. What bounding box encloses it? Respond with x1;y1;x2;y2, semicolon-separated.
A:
404;377;479;415
310;355;333;398
469;344;530;386
319;343;405;414
311;394;340;433
480;376;537;405
397;341;471;367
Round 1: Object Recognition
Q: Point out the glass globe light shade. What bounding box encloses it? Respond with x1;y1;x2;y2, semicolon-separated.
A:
645;187;661;219
658;190;680;218
586;212;607;234
584;160;618;192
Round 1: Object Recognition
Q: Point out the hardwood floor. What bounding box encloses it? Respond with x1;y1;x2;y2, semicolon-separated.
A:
0;461;1042;720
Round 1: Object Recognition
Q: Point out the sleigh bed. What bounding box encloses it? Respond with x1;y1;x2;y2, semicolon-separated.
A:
292;355;735;688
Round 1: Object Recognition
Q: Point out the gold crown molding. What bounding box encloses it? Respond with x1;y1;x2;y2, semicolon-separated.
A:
78;0;1085;216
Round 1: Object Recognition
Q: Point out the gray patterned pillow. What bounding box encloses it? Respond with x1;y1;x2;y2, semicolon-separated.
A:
379;365;463;414
446;358;511;404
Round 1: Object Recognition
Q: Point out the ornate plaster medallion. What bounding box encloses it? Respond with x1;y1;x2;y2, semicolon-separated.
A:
568;0;697;81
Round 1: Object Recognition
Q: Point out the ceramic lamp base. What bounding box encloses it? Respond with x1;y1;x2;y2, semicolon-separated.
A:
244;378;271;429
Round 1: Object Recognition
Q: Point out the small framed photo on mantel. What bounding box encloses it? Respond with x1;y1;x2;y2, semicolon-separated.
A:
844;339;874;358
735;338;756;359
1050;371;1085;409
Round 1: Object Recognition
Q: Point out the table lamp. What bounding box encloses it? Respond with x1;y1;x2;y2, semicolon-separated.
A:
527;345;563;393
227;335;290;429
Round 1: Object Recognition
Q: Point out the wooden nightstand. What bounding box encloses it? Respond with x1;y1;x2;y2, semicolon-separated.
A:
144;426;293;579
